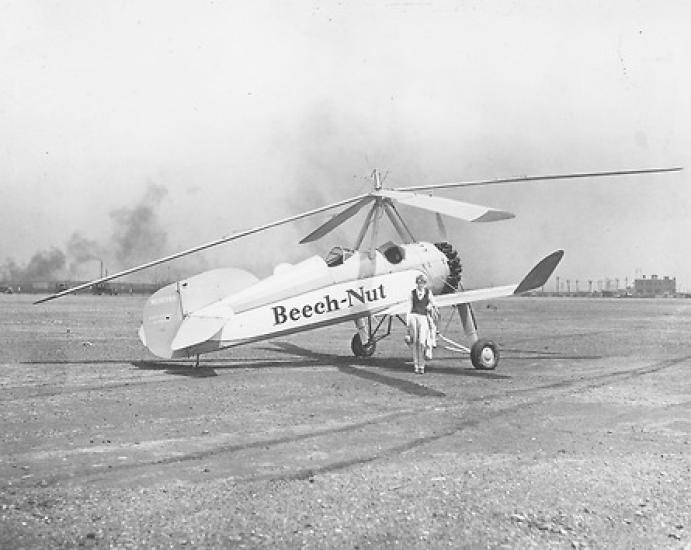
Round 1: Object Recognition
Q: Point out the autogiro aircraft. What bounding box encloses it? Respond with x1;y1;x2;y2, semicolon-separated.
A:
36;167;680;369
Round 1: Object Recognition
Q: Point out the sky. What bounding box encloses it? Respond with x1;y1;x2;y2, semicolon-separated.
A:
1;0;689;289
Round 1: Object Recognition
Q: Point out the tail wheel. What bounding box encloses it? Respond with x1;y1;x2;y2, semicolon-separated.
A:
351;333;376;357
470;339;500;370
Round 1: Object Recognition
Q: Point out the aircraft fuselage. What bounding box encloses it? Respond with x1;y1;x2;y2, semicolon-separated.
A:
139;241;452;359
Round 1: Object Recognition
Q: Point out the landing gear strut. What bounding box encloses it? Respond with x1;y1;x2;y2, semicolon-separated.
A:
432;241;502;370
351;333;376;357
350;314;405;357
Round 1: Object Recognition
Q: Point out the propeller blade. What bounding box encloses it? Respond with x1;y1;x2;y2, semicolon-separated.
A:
379;189;514;223
34;193;370;304
299;196;375;244
394;167;683;193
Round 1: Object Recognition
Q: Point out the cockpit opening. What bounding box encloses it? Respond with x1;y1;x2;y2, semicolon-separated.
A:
325;246;355;267
379;242;405;264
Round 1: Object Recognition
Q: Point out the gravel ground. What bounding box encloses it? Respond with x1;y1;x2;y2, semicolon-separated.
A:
1;294;690;548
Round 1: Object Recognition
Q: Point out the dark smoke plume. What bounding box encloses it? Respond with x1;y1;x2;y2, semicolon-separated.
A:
1;248;67;281
66;232;105;276
1;184;174;283
109;184;169;267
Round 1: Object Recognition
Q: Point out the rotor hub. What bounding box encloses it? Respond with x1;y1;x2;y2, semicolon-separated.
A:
372;169;383;191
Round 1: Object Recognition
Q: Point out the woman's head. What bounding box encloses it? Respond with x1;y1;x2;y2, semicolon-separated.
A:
415;274;427;287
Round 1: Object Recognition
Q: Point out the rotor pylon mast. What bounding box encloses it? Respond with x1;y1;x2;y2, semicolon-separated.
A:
353;202;377;249
354;169;419;253
382;201;412;242
368;171;384;257
385;200;416;242
372;169;383;191
368;199;383;259
355;170;402;257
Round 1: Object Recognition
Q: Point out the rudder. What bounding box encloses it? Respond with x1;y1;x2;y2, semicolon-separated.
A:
140;268;258;359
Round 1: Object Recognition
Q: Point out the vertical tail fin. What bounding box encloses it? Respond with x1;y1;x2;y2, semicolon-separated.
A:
140;268;258;358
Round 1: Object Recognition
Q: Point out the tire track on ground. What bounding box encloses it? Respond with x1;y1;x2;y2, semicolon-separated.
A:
265;354;691;482
14;354;690;488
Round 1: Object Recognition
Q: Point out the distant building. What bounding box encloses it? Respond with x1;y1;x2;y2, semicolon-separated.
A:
634;274;676;297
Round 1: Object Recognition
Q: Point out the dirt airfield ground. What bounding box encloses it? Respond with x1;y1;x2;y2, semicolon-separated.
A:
1;294;690;549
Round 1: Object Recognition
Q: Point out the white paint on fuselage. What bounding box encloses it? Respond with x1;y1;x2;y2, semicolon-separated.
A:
181;242;450;354
199;242;447;315
216;269;419;344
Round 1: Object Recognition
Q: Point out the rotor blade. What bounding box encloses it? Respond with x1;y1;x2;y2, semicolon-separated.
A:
299;196;375;244
34;193;370;304
379;189;514;222
393;167;683;192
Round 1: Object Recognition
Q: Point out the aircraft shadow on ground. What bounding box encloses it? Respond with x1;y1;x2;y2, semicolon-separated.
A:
128;342;461;395
22;359;143;365
131;360;220;378
498;347;603;361
263;341;512;388
130;356;329;378
25;343;594;384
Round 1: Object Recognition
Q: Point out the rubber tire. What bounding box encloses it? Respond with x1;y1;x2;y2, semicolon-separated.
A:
351;333;376;357
470;338;500;370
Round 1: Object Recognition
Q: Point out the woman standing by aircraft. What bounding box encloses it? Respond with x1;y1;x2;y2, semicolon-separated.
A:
406;273;439;374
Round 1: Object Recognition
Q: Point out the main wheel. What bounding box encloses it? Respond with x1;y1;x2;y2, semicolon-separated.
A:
470;338;499;370
351;333;376;357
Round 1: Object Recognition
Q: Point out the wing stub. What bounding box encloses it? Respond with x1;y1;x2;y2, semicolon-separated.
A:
514;250;564;294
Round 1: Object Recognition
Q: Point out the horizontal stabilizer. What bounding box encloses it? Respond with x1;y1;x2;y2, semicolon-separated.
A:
171;314;228;351
140;267;257;359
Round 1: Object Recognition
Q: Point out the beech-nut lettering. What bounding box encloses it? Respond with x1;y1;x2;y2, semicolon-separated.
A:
272;284;386;325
